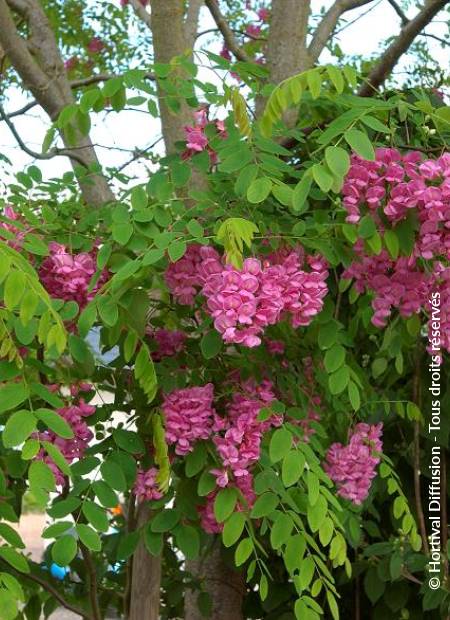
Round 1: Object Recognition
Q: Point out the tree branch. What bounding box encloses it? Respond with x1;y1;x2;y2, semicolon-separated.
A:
3;563;92;619
204;0;251;62
0;100;86;165
71;72;154;89
2;99;38;118
129;0;151;29
386;0;409;25
309;0;377;63
358;0;450;96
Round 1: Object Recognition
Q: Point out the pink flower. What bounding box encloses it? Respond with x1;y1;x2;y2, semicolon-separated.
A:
163;384;216;455
0;206;27;250
64;57;78;71
87;37;104;54
324;423;383;505
134;467;164;502
147;328;186;360
39;242;108;310
257;7;270;21
245;24;262;37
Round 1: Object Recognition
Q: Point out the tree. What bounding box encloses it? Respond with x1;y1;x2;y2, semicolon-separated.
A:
0;0;449;619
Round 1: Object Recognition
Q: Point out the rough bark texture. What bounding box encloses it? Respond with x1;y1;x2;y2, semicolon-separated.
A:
150;0;194;153
0;0;114;207
128;503;162;620
256;0;311;121
184;543;245;620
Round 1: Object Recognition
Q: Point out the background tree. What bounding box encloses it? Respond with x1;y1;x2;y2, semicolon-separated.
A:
0;1;449;619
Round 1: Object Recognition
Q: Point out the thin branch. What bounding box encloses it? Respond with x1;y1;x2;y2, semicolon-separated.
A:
358;0;450;97
204;0;251;62
129;0;151;28
115;136;163;172
2;99;38;118
70;71;154;89
5;564;92;619
0;100;86;165
421;31;450;46
387;0;409;25
309;0;377;62
80;544;102;620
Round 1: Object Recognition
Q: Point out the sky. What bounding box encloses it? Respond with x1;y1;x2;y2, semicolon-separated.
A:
0;0;448;189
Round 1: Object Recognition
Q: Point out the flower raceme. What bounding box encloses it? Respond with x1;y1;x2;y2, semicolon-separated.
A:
134;467;164;502
35;384;95;486
39;242;108;311
165;244;329;348
324;423;383;505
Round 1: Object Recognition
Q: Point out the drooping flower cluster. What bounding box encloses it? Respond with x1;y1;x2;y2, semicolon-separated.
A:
324;423;383;505
162;384;216;456
343;241;431;328
146;328;186;361
165;245;329;348
343;149;450;349
39;242;108;310
182;107;227;163
134;467;164;502
200;379;279;533
36;384;95;485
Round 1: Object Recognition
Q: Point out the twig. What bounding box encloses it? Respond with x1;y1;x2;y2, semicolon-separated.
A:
0;100;86;165
204;0;251;62
70;72;154;89
3;99;38;118
4;564;92;619
386;0;409;25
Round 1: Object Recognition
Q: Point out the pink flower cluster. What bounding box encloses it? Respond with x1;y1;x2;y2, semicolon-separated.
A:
134;467;164;502
87;37;104;54
343;241;431;328
162;384;216;456
165;245;329;348
200;380;279;533
343;148;450;261
39;242;108;310
324;423;383;505
147;328;186;361
182;107;227;162
36;384;95;485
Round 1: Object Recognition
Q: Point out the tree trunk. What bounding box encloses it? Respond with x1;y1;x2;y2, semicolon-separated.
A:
184;543;245;620
128;503;162;620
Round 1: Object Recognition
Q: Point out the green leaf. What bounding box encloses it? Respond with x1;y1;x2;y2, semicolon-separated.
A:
200;330;223;359
216;218;259;268
269;428;292;463
328;365;350;395
4;271;26;310
222;512;246;548
175;525;200;560
82;501;109;533
384;230;399;259
92;481;119;508
247;177;272;204
97;298;119;327
325;146;350;178
0;383;29;414
307;69;322;98
21;438;40;460
0;547;29;573
168;241;187;262
214;487;238;523
235;537;253;566
116;531;140;560
42;522;73;539
76;524;101;552
270;513;294;549
292;173;312;213
19;290;39;325
48;497;81;519
150;509;180;533
344;129;375;160
112;222;133;245
34;408;74;439
131;186;148;210
42;441;71;477
250;492;279;518
101;460;127;493
307;495;328;533
3;411;36;448
312;163;333;193
134;343;158;403
348;381;360;411
358;215;377;239
0;524;24;548
52;535;77;567
145;528;163;557
113;429;145;454
282;451;305;487
28;461;55;492
324;345;346;373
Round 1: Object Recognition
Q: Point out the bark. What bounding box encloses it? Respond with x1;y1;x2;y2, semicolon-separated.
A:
184;543;245;620
0;0;114;207
150;0;194;153
128;503;162;620
256;0;311;121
